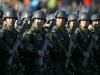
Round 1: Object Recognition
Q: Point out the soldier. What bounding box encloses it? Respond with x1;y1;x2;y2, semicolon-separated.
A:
51;10;74;75
0;8;18;75
67;14;77;34
16;11;32;32
92;14;100;28
44;13;55;32
91;13;100;75
75;12;99;75
22;10;48;75
0;9;4;28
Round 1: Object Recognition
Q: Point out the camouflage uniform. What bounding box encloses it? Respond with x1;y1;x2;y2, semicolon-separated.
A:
0;26;18;75
22;26;47;75
0;8;20;75
22;10;47;75
50;10;74;75
51;25;72;75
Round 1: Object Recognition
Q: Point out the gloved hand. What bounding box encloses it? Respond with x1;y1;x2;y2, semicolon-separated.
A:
83;51;90;58
38;50;45;57
9;49;15;56
46;33;52;41
66;52;72;59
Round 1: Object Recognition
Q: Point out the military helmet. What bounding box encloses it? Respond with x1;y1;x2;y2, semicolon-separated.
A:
3;8;17;20
55;10;67;19
32;10;46;20
91;14;100;21
78;12;91;22
21;11;32;20
46;13;55;22
68;14;77;22
0;9;4;17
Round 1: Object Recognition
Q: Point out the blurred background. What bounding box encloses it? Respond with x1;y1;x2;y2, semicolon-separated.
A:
0;0;100;15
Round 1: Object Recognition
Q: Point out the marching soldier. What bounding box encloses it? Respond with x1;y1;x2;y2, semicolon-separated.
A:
75;12;99;75
91;13;100;75
51;10;74;75
0;8;18;75
67;13;78;74
22;10;48;75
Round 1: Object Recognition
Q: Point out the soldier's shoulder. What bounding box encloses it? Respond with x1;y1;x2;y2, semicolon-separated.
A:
26;26;36;35
0;27;5;38
52;25;57;32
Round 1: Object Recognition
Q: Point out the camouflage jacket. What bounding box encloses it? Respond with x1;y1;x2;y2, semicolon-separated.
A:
22;26;47;57
75;27;92;56
0;26;18;57
51;25;69;56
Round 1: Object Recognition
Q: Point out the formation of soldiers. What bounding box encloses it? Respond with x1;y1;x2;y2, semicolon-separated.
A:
0;5;100;75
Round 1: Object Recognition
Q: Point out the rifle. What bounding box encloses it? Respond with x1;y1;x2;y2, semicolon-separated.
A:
14;2;22;29
65;2;81;71
7;7;37;66
37;11;59;66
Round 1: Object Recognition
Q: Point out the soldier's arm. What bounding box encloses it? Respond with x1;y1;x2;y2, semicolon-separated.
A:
0;29;11;54
22;31;38;56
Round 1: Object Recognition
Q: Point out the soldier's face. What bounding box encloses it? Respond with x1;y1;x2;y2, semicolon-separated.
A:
56;17;65;27
92;20;100;27
69;20;75;28
34;18;45;28
6;17;15;27
80;20;89;28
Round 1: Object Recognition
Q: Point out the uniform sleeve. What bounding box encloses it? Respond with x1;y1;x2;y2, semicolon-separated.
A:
0;29;10;54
